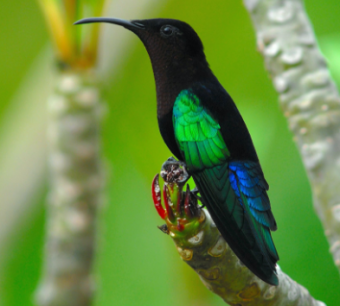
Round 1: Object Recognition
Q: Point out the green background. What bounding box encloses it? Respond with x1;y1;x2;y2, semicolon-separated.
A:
1;0;340;305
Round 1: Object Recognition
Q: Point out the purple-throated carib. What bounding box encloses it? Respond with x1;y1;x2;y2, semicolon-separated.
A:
75;17;279;285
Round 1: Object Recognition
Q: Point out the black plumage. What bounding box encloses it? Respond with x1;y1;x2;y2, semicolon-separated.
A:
75;17;279;285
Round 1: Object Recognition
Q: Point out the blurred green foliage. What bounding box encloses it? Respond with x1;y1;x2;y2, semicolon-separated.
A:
1;0;340;305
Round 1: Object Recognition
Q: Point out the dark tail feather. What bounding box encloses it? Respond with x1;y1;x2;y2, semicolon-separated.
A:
194;165;278;285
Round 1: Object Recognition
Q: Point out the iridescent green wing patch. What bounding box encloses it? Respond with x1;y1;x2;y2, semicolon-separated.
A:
173;89;230;171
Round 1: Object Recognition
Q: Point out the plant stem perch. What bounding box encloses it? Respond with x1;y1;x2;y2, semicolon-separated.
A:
153;161;325;305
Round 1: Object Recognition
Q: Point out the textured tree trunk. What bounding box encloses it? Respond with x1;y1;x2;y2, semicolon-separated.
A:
36;70;102;306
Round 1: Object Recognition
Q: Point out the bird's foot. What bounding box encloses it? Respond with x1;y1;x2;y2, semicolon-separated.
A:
160;157;190;185
191;186;203;203
152;164;203;233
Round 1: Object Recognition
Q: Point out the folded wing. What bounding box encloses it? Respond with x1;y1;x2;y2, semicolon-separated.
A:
173;89;279;285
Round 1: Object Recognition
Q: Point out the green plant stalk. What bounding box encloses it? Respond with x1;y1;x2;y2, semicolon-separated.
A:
35;70;102;306
157;165;325;305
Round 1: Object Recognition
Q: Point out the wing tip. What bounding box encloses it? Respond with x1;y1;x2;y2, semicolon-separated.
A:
265;272;279;286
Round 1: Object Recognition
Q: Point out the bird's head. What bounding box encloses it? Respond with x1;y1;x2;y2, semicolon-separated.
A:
75;17;207;68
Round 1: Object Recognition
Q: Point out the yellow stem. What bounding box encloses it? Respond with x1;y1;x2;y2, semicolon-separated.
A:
38;0;74;63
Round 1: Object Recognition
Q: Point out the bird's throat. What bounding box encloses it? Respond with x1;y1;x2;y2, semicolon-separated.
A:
150;56;212;119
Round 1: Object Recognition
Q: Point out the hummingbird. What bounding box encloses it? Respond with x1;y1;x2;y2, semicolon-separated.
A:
75;17;279;285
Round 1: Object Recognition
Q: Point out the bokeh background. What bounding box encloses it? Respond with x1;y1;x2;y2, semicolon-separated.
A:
1;0;340;305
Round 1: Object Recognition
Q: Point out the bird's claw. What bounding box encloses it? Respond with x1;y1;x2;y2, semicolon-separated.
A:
160;157;190;185
190;186;203;202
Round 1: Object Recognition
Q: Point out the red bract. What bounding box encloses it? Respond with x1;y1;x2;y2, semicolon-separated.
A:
151;174;166;219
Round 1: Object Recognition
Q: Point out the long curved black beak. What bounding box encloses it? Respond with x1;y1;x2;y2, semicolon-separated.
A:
74;17;145;31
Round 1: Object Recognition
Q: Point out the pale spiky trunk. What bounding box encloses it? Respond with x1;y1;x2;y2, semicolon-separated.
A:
35;1;106;305
36;70;102;306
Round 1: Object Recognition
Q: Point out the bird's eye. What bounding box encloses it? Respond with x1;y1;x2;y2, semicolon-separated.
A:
161;25;174;37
